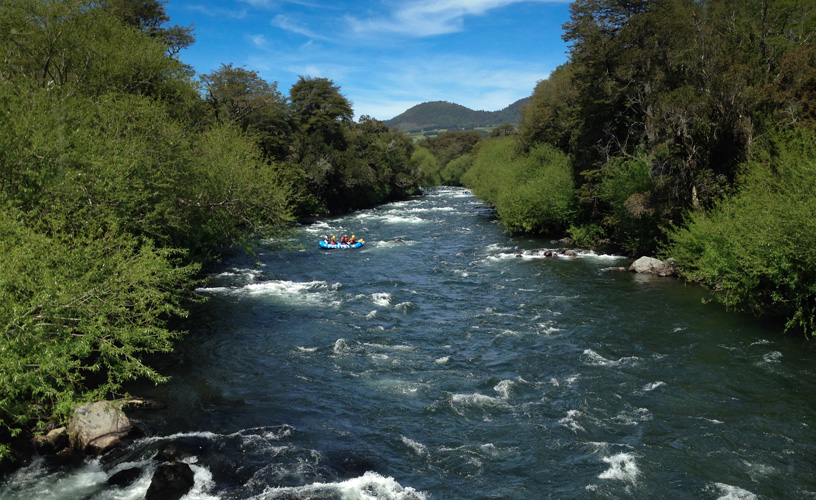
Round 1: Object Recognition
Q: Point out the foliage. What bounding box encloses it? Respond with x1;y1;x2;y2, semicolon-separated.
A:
0;0;304;460
417;130;483;167
462;138;574;234
412;146;443;187
597;153;661;255
440;154;473;186
516;64;578;153
568;223;606;249
0;211;200;439
664;128;816;335
201;64;292;160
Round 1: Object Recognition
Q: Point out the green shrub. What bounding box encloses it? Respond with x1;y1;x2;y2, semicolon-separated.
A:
463;138;574;234
664;128;816;335
568;223;606;248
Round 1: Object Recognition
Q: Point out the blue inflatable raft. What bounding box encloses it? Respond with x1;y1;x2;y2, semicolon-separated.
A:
319;240;364;249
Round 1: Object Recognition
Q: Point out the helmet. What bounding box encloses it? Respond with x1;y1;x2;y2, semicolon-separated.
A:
352;235;355;238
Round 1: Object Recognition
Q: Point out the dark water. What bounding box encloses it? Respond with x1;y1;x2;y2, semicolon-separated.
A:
4;187;816;499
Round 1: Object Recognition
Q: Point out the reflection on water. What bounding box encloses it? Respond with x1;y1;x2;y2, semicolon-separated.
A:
4;187;816;500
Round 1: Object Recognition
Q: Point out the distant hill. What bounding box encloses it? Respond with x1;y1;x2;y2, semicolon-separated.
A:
384;98;529;135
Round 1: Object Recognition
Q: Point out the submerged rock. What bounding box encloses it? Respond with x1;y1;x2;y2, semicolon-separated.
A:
107;466;143;488
145;462;195;500
67;401;133;454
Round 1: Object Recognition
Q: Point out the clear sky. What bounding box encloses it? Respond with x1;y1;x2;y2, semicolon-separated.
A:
165;0;573;121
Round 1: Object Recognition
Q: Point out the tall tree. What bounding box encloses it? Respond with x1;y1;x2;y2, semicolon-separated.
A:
201;64;291;160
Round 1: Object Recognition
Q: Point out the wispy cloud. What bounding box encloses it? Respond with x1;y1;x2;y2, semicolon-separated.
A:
186;4;248;19
249;34;268;48
271;14;330;40
346;0;559;37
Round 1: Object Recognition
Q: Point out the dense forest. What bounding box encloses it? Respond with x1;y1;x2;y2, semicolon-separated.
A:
0;0;420;461
384;99;528;134
418;0;816;338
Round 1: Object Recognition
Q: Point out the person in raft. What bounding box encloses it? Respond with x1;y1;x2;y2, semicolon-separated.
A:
348;235;357;244
330;235;337;245
340;235;349;244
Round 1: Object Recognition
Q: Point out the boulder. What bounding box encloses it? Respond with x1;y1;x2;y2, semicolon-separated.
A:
628;256;676;276
68;401;133;454
32;427;69;455
107;467;143;488
146;462;195;500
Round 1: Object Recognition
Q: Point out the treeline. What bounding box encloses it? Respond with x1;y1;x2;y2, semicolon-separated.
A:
417;0;816;336
0;0;419;459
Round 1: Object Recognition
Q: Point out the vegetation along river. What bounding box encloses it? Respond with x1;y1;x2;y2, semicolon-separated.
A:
4;187;816;499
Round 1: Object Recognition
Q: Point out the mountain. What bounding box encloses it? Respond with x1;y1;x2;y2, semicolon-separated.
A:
384;98;529;134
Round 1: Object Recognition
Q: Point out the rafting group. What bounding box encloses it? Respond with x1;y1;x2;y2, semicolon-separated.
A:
319;234;364;249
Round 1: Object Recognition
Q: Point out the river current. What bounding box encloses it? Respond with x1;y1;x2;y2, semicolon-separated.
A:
4;187;816;499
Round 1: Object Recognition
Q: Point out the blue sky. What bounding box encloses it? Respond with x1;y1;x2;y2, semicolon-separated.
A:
165;0;573;121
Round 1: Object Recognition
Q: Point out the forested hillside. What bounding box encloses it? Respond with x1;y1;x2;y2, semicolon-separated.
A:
0;0;420;461
385;98;528;133
416;0;816;337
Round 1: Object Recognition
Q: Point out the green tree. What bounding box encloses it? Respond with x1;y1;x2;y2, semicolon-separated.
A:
201;64;291;160
102;0;195;56
664;127;816;336
462;137;574;233
517;64;578;154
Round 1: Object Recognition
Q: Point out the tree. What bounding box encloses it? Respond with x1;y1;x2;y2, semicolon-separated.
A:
201;64;291;160
102;0;195;56
288;76;353;141
516;63;578;154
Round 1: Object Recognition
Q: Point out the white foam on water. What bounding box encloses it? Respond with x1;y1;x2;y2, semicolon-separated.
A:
211;268;263;280
0;455;220;500
403;206;455;213
537;321;562;335
198;280;338;307
435;356;450;364
761;351;782;363
254;470;427;500
598;452;639;484
379;214;426;224
558;410;585;433
710;483;758;500
480;443;500;457
450;392;507;409
394;301;415;312
366;310;378;319
334;338;351;355
493;379;518;399
582;349;639;367
612;407;652;426
372;292;392;307
363;342;414;352
373;239;417;248
642;381;666;391
401;436;429;457
295;346;319;354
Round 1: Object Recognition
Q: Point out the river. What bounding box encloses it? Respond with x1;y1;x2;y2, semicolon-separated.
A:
3;187;816;499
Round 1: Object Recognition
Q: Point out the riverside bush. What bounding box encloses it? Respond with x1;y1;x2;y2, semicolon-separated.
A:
664;128;816;335
463;138;574;234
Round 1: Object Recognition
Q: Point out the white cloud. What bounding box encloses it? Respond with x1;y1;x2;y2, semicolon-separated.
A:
346;0;561;37
249;34;268;48
186;4;248;19
271;14;330;40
